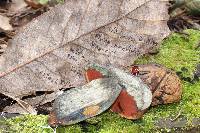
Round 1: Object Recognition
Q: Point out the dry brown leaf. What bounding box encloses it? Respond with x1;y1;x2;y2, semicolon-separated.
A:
135;64;182;106
0;15;13;31
0;0;170;114
1;92;37;114
8;0;27;13
24;0;43;9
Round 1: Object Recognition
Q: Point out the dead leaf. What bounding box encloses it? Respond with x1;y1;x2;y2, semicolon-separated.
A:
171;0;200;16
0;15;13;31
1;92;37;114
10;7;48;28
8;0;27;13
0;41;8;55
24;0;43;9
0;0;170;114
3;90;62;114
135;64;182;106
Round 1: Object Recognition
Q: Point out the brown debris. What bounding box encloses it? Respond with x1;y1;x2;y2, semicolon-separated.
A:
48;111;60;127
8;0;27;13
135;64;182;106
0;14;13;31
24;0;43;9
10;6;48;28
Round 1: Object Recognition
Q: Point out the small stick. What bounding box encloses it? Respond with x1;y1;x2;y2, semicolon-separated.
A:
1;92;37;114
171;108;182;121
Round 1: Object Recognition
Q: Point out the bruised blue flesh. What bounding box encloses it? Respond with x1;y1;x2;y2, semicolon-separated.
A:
55;98;121;125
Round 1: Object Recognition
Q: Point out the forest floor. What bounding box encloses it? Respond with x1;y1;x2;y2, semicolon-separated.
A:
0;1;200;133
0;29;200;133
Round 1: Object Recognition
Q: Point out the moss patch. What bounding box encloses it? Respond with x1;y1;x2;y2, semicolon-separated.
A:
135;29;200;78
1;29;200;133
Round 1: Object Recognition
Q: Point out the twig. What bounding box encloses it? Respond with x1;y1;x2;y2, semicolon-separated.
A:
1;92;37;114
0;112;6;120
39;125;57;133
171;108;182;121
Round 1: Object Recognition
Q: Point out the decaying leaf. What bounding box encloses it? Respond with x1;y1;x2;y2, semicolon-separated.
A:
2;91;59;114
8;0;27;13
171;0;200;16
24;0;43;9
133;64;182;106
0;43;7;56
1;92;37;114
48;78;122;127
0;0;170;114
0;15;13;31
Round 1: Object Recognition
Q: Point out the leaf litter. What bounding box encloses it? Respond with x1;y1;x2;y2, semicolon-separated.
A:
0;0;171;115
0;1;183;127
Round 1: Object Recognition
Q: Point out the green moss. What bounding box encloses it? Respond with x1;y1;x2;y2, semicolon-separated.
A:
1;29;200;133
181;82;200;118
0;115;51;133
0;115;82;133
135;29;200;78
134;29;200;131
